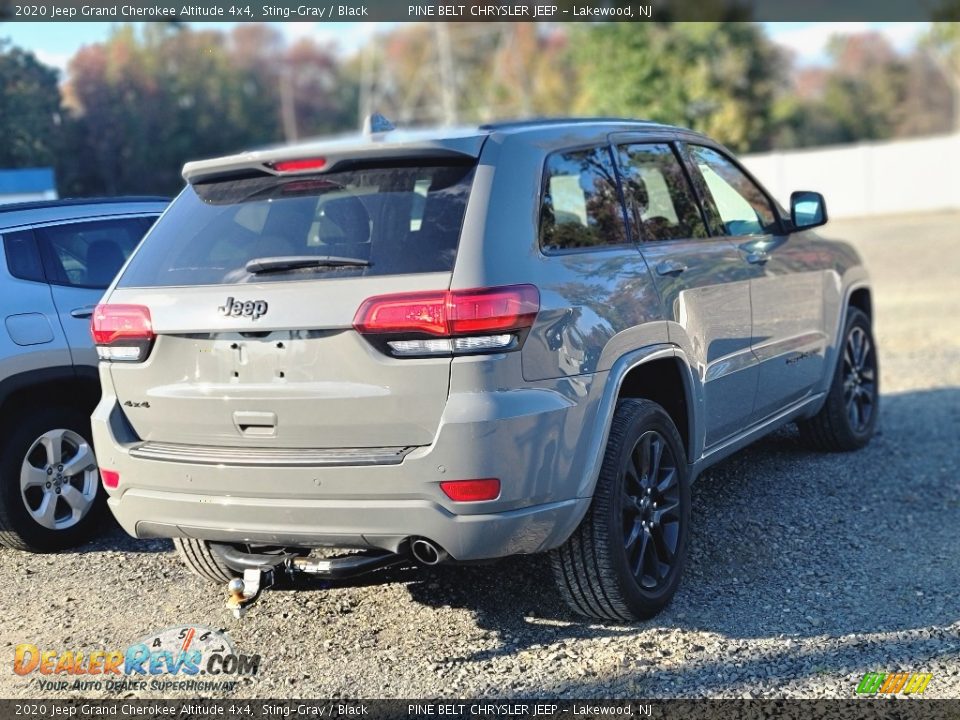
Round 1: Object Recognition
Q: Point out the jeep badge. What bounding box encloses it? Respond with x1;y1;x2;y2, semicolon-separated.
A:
218;297;268;320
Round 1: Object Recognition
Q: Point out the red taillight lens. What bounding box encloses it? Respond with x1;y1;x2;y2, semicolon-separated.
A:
101;469;120;489
270;157;327;173
353;285;539;357
91;304;155;362
448;286;540;335
354;285;539;337
439;478;500;502
354;290;448;336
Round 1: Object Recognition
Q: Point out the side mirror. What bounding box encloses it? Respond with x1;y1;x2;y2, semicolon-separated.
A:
790;191;827;230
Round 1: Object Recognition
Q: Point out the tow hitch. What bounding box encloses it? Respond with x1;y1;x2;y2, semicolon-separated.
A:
211;544;409;618
226;569;274;619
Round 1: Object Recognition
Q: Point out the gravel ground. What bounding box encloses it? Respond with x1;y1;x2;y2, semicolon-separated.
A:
1;211;958;700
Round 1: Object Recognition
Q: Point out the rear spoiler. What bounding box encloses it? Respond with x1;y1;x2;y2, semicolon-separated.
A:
182;133;487;185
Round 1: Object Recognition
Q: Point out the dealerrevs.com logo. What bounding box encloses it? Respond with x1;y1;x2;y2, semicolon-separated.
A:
855;671;932;696
13;625;260;693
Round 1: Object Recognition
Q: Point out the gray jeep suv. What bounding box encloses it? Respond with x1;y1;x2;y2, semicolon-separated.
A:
91;119;877;620
0;197;166;551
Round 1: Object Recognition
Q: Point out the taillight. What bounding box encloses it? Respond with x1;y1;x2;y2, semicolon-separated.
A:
353;285;539;357
440;478;501;502
91;304;155;362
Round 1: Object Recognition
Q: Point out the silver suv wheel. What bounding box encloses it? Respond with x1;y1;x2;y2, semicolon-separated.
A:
20;429;98;531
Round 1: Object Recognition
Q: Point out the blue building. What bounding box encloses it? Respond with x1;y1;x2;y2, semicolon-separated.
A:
0;167;57;204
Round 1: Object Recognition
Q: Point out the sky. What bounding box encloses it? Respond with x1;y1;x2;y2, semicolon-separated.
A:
3;21;931;74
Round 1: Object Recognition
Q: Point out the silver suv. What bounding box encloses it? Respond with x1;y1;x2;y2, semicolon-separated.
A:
91;120;877;620
0;197;166;551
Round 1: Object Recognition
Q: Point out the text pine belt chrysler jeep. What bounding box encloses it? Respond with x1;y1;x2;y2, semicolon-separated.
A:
91;119;877;620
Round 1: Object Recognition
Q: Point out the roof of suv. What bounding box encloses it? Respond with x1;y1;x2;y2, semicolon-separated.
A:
0;196;169;230
478;117;669;131
181;117;691;184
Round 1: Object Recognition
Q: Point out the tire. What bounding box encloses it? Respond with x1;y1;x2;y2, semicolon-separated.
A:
174;538;238;583
0;406;105;552
551;398;691;621
798;307;879;452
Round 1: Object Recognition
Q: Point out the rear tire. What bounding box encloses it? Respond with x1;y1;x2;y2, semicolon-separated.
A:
551;398;690;621
0;407;105;552
174;538;238;583
798;307;878;452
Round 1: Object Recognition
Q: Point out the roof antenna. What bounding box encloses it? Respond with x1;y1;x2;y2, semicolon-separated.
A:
363;112;396;136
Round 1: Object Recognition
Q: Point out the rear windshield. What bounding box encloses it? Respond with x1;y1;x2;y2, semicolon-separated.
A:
118;162;475;287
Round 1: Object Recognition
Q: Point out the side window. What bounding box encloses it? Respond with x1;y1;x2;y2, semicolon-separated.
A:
539;146;627;252
36;217;153;290
2;230;45;282
614;143;707;242
687;145;779;236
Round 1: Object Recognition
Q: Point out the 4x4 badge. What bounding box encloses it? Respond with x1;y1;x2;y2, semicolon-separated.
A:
219;297;268;320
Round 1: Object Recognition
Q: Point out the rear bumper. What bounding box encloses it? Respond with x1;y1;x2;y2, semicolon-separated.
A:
109;489;586;560
92;382;602;560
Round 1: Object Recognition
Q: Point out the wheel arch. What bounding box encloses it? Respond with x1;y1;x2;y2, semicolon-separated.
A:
617;356;695;463
811;280;873;406
848;286;872;320
0;367;101;436
574;344;701;502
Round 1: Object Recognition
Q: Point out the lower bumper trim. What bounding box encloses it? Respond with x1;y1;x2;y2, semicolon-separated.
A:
128;441;414;467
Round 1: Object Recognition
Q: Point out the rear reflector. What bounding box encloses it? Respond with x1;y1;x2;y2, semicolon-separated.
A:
101;469;120;489
354;285;539;357
91;304;155;362
270;157;327;173
439;478;501;502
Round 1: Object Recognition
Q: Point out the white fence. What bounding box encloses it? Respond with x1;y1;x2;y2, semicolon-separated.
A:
741;132;960;219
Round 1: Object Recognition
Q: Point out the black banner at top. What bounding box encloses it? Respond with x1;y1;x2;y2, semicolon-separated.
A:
0;0;958;22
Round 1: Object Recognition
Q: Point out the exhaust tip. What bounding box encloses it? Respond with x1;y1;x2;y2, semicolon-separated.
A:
410;537;447;566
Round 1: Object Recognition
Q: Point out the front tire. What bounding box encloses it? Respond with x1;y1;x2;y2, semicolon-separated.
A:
0;407;105;552
798;307;878;452
552;399;690;621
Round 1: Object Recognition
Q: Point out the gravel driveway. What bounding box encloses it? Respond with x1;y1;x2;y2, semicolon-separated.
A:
2;211;957;700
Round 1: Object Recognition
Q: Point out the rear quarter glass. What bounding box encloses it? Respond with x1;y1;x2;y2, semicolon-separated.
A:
118;161;476;287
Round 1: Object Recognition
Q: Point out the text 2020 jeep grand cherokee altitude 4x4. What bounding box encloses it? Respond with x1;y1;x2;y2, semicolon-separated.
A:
90;119;877;620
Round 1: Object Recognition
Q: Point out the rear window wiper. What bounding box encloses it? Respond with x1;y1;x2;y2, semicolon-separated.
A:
245;255;370;274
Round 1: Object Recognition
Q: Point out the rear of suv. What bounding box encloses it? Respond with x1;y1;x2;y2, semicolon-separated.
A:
0;198;167;551
92;120;877;620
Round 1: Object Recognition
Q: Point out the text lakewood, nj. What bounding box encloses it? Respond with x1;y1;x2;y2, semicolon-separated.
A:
407;4;647;17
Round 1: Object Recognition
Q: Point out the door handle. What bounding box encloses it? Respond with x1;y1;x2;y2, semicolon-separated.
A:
745;251;769;265
70;306;96;319
655;260;688;276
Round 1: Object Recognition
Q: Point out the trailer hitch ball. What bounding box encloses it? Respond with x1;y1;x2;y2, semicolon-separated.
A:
227;578;245;601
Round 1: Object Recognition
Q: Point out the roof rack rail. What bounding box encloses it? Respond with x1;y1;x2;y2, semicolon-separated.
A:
479;117;659;131
0;196;169;214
